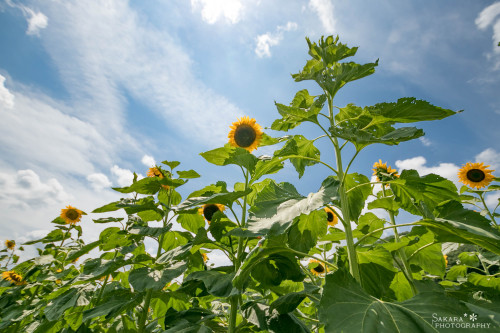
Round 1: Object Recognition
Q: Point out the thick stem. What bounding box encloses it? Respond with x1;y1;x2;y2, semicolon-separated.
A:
138;290;153;332
479;192;497;225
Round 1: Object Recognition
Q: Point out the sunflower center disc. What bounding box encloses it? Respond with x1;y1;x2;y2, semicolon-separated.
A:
66;209;79;220
466;169;486;182
203;205;220;221
327;212;334;222
234;124;256;148
314;265;325;273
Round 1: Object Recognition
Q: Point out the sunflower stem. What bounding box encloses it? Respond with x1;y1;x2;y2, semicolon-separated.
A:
382;185;418;296
229;169;249;333
478;192;497;225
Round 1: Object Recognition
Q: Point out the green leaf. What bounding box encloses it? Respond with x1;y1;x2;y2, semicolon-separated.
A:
355;213;386;245
66;240;101;262
359;262;396;300
390;271;413;301
267;311;310;333
162;160;181;170
129;225;171;238
468;273;500;291
445;265;468;281
161;231;192;252
357;246;397;272
112;177;162;194
82;290;140;322
92;217;124;224
233;247;305;289
390;170;458;216
273;135;320;178
367;197;401;212
184;271;235;297
403;227;444;277
342;173;371;220
44;285;93;321
200;145;258;172
247;177;339;235
92;201;121;213
419;201;500;255
287;210;328;253
251;156;285;183
458;252;480;267
269;288;316;314
177;170;201;179
128;262;187;292
23;229;65;244
177;189;252;210
319;269;475;332
177;214;206;233
99;227;132;251
271;90;325;131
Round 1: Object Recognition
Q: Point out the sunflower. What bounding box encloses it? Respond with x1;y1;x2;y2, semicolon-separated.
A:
147;166;170;190
201;253;208;263
228;116;263;152
444;255;448;267
5;240;15;250
60;205;84;225
198;204;226;224
55;279;62;284
309;259;328;276
372;159;399;182
324;207;338;227
457;162;495;189
2;271;25;285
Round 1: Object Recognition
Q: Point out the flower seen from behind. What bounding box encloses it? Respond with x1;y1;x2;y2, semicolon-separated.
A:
228;116;263;152
372;159;399;182
60;205;84;225
4;239;15;250
2;271;25;285
324;207;338;227
198;204;225;224
147;166;170;190
309;259;328;276
458;162;495;189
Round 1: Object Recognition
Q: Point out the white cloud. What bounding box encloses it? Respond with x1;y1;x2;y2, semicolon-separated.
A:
476;2;500;67
0;169;68;208
141;155;156;167
309;0;336;34
6;0;48;36
419;137;432;147
110;165;135;187
0;74;15;108
475;147;500;169
87;173;112;192
191;0;243;24
395;156;460;185
255;22;298;58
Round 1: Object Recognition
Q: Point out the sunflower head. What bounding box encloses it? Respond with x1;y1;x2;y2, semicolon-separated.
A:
55;279;62;285
60;205;84;225
5;239;15;250
309;259;328;276
372;159;399;182
324;207;338;227
228;117;263;152
198;204;226;224
201;253;208;263
2;271;25;285
458;162;495;189
444;255;448;267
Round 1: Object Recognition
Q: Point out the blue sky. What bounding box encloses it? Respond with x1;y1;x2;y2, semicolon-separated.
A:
1;0;500;262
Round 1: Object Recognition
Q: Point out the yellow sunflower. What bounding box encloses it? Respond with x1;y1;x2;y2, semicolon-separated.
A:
2;271;25;285
444;255;448;267
228;116;263;152
324;207;338;227
372;159;399;182
60;205;84;225
5;240;15;250
147;167;170;190
198;204;226;224
457;162;495;189
309;259;329;276
201;253;208;263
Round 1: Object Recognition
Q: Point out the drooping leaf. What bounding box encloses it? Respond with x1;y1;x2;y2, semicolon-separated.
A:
247;177;339;235
273;135;320;178
184;271;235;297
287;210;328;253
200;145;258;172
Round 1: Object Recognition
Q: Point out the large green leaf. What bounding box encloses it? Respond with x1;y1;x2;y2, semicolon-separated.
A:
247;177;339;235
184;270;235;297
342;173;371;220
403;227;444;277
251;156;285;183
82;290;140;322
287;210;328;253
177;213;206;233
273;135;320;178
419;201;500;255
99;227;133;251
128;262;187;292
318;269;487;332
176;188;252;210
66;240;101;262
44;285;94;321
233;247;305;290
390;170;458;216
200;145;258;172
271;90;325;131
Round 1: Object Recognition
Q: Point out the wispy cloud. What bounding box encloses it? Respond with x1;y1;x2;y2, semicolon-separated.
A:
255;22;298;58
309;0;335;34
476;2;500;68
0;74;14;108
191;0;243;24
87;173;112;192
6;0;48;36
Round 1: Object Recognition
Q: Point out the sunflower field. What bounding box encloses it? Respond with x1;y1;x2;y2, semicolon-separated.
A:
1;36;499;332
